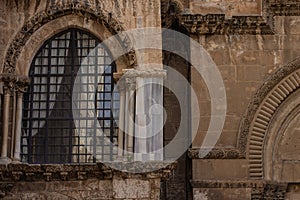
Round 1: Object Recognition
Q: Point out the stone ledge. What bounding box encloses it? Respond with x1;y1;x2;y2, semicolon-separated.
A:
191;179;265;188
179;1;300;35
0;162;176;182
179;14;273;35
191;180;288;199
188;148;245;159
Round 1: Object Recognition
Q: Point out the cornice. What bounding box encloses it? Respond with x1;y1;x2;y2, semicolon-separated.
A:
190;180;287;200
268;0;300;16
179;15;274;35
179;0;300;35
188;148;244;159
0;162;176;182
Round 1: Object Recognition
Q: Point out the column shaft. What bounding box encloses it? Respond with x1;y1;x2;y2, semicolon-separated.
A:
13;92;23;162
1;87;11;161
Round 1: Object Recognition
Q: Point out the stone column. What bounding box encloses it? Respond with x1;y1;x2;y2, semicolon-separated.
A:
125;76;136;155
117;79;125;159
0;84;13;163
132;69;166;161
119;70;137;160
12;82;27;162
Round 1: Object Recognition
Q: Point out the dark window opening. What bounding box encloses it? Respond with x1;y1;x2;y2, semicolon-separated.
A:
21;29;119;164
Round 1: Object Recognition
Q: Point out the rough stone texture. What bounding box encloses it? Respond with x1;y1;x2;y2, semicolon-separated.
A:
2;0;300;199
3;178;162;200
193;188;252;200
113;179;150;199
188;0;262;17
0;163;175;199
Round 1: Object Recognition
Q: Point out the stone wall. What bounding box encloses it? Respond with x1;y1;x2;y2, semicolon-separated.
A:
2;0;300;199
3;178;160;200
0;163;174;200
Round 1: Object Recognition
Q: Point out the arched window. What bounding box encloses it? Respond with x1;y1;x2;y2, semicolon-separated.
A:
21;29;119;164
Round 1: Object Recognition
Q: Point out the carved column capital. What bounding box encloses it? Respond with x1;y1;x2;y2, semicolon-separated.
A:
125;77;136;91
0;74;29;95
15;80;29;94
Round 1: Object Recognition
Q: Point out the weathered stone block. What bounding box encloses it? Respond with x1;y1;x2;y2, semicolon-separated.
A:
113;179;150;199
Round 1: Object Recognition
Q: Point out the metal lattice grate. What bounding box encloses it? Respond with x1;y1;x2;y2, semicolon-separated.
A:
21;29;119;164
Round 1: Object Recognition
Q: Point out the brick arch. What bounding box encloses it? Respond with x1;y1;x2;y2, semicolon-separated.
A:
238;57;300;179
2;1;136;74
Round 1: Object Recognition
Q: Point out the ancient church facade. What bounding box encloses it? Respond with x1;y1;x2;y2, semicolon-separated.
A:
0;0;300;199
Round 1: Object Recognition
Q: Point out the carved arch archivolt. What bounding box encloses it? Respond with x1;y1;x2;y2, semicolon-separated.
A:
2;0;136;75
15;14;128;76
238;57;300;180
264;90;300;182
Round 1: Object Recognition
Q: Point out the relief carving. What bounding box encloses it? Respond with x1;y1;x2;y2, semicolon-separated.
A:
3;0;136;74
179;0;300;35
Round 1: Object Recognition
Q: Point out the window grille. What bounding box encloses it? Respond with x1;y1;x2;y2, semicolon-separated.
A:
21;29;119;164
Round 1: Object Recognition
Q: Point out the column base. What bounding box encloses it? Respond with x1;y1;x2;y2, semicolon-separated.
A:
0;157;12;164
11;159;21;164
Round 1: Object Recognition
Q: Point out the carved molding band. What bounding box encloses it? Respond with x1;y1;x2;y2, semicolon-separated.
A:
179;0;300;35
0;162;176;182
3;0;136;74
0;74;30;92
179;15;273;35
188;148;244;159
191;180;287;200
237;57;300;179
190;180;265;189
248;69;300;179
268;0;300;16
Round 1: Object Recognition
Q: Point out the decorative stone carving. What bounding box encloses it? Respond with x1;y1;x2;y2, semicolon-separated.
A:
161;0;183;28
0;162;176;182
191;180;287;200
258;183;287;200
237;58;300;179
188;148;243;159
190;180;265;189
180;15;273;35
0;74;30;91
3;0;136;74
179;1;300;35
268;0;300;16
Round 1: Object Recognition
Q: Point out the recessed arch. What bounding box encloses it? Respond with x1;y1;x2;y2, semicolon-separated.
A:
21;28;119;164
264;90;300;182
238;57;300;179
14;14;129;76
2;2;136;74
